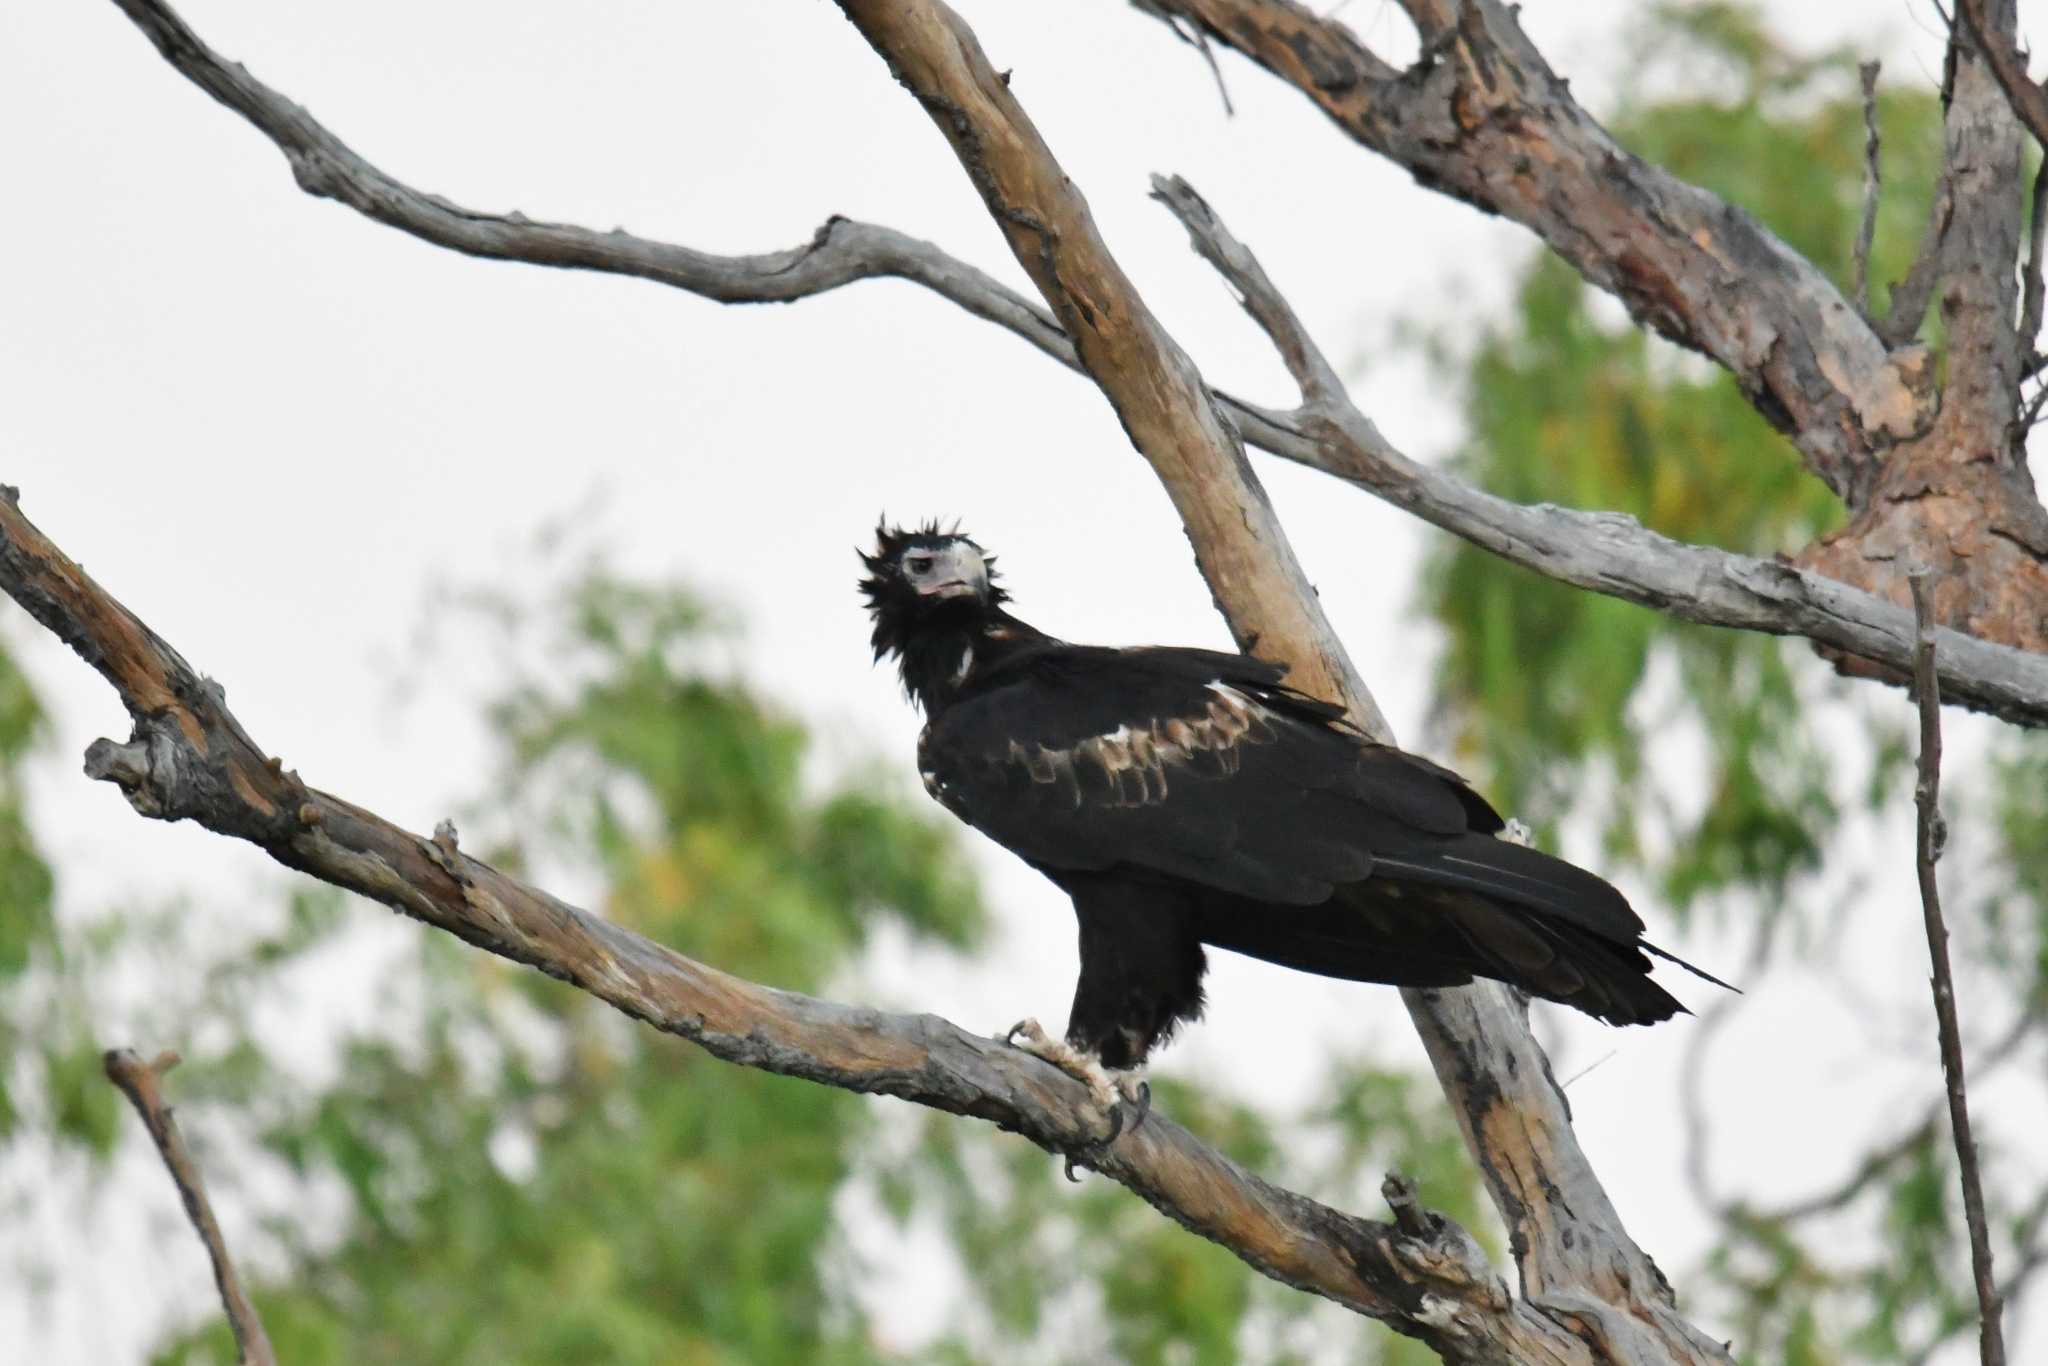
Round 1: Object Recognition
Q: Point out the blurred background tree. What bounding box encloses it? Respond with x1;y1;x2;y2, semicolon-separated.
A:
1416;4;2048;1361
2;4;2042;1363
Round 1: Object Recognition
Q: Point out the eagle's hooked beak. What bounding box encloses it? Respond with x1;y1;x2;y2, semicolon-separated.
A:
914;543;990;601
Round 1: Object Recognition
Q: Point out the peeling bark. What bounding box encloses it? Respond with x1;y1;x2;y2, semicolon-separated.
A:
1799;0;2048;670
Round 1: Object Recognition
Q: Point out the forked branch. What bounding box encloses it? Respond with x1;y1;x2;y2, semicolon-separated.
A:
1130;0;1918;504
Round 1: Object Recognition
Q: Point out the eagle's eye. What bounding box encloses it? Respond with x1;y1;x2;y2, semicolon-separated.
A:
905;554;934;575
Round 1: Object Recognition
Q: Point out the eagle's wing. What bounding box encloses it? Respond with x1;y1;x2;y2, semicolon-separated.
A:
921;646;1641;937
922;645;1704;1024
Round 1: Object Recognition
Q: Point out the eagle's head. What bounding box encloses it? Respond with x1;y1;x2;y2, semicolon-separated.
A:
858;520;1004;662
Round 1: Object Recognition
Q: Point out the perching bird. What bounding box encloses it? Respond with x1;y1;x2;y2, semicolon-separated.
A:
860;522;1720;1127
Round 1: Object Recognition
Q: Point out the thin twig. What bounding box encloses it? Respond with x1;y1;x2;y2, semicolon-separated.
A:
1907;569;2005;1366
1855;60;1883;318
1133;0;1236;114
104;1048;277;1366
1881;173;1954;345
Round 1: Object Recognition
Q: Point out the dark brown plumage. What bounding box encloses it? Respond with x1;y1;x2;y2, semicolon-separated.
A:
861;523;1720;1072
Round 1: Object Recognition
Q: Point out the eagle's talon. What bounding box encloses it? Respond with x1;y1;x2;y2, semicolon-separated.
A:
1119;1075;1153;1134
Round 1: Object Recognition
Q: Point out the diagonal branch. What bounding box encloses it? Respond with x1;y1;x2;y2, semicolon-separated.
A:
105;0;1073;373
3;490;1579;1363
98;0;2048;732
829;4;1727;1361
1152;175;1749;1351
833;0;1383;734
1131;0;1924;508
105;1047;278;1366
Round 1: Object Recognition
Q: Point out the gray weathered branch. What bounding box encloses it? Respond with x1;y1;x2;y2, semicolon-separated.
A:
100;0;2048;729
830;0;1380;732
1129;0;1920;507
1854;61;1884;320
105;1047;278;1366
4;489;1593;1363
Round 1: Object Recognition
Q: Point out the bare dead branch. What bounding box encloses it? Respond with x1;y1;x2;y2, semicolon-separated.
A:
1925;0;2029;448
1856;61;1884;318
99;0;2048;729
1908;568;2006;1366
4;492;1599;1364
104;1048;277;1366
1132;0;1922;508
103;0;1074;368
1133;0;1237;115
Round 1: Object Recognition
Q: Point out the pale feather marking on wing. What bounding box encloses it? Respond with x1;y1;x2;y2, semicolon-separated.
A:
998;679;1283;809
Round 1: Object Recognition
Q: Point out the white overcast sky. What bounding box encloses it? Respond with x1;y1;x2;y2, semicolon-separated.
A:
4;1;2034;1361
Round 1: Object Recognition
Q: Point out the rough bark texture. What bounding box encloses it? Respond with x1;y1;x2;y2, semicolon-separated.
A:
5;489;1596;1364
1797;1;2048;672
1136;0;1913;499
100;0;2048;732
1138;0;2048;659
